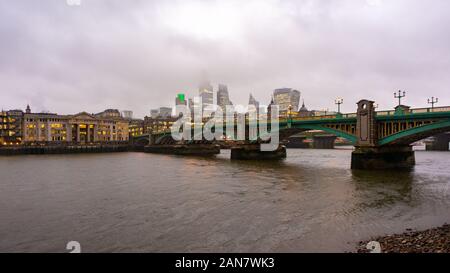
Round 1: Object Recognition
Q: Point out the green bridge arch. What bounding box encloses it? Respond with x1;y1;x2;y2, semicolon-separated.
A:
287;124;357;144
378;119;450;146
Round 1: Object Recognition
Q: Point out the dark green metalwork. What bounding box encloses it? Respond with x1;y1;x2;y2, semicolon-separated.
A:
140;106;450;147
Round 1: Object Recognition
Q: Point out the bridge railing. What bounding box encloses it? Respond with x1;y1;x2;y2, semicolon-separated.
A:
376;106;450;116
411;106;450;113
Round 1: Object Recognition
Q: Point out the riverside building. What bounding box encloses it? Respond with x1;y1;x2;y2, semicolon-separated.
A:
0;105;129;146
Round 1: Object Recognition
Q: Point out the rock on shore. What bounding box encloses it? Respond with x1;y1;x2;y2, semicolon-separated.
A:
357;224;450;253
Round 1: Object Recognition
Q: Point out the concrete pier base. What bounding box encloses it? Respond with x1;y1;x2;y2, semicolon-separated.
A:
286;136;309;148
426;133;450;151
144;144;220;156
231;144;287;160
312;135;337;149
351;146;415;170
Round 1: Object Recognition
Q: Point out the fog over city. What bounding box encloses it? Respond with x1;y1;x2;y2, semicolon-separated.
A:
1;0;450;117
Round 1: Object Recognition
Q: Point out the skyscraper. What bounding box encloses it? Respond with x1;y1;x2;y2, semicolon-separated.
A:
248;93;260;109
188;98;194;113
122;110;133;120
273;88;301;112
159;107;172;118
217;84;232;110
199;80;214;111
175;93;187;106
174;94;187;117
150;109;159;118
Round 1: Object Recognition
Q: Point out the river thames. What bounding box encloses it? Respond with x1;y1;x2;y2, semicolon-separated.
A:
0;148;449;252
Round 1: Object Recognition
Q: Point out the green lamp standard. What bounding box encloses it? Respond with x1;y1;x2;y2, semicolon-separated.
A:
335;98;344;113
287;104;293;128
394;90;406;106
335;98;343;118
428;97;438;111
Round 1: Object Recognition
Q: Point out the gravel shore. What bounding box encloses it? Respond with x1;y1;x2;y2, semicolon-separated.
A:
357;224;450;253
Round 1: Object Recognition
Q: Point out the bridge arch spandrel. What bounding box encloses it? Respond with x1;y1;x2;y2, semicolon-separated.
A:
378;119;450;146
274;125;357;144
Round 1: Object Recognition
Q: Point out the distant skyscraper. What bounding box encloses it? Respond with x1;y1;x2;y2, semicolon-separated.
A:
199;80;214;110
174;94;187;117
150;109;159;118
175;93;187;106
291;90;301;111
159;107;172;118
267;96;276;116
188;98;194;113
273;88;301;112
217;84;232;110
122;110;133;119
248;93;260;109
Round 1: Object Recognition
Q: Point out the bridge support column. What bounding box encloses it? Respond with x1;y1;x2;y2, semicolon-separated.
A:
231;144;286;160
148;134;156;146
351;99;416;169
145;144;221;155
351;146;415;169
426;133;450;151
312;135;337;149
286;136;308;148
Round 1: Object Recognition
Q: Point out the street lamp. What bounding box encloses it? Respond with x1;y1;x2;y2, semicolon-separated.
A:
335;98;344;113
288;104;293;114
394;90;406;106
287;104;293;127
428;97;438;110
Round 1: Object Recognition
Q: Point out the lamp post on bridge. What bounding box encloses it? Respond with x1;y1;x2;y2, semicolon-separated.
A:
394;90;406;106
428;97;438;111
335;98;344;114
287;104;293;128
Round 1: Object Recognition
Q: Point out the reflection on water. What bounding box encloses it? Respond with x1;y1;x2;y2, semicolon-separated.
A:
351;170;415;209
0;149;449;252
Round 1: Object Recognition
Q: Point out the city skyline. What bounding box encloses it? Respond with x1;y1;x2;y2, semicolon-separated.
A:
1;83;442;119
2;0;450;117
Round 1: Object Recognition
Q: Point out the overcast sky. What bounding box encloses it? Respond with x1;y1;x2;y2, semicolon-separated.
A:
1;0;450;117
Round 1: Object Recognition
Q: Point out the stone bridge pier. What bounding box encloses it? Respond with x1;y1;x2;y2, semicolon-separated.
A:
144;133;220;155
351;100;415;169
231;144;287;160
312;135;337;149
426;133;450;151
286;136;308;148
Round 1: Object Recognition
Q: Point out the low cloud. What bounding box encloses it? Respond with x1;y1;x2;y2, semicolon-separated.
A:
1;0;450;117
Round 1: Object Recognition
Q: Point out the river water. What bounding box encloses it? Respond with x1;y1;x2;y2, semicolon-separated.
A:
0;148;449;253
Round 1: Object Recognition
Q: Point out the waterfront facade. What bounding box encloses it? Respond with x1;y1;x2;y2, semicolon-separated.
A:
0;109;23;145
144;116;178;134
1;106;129;146
129;119;145;137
